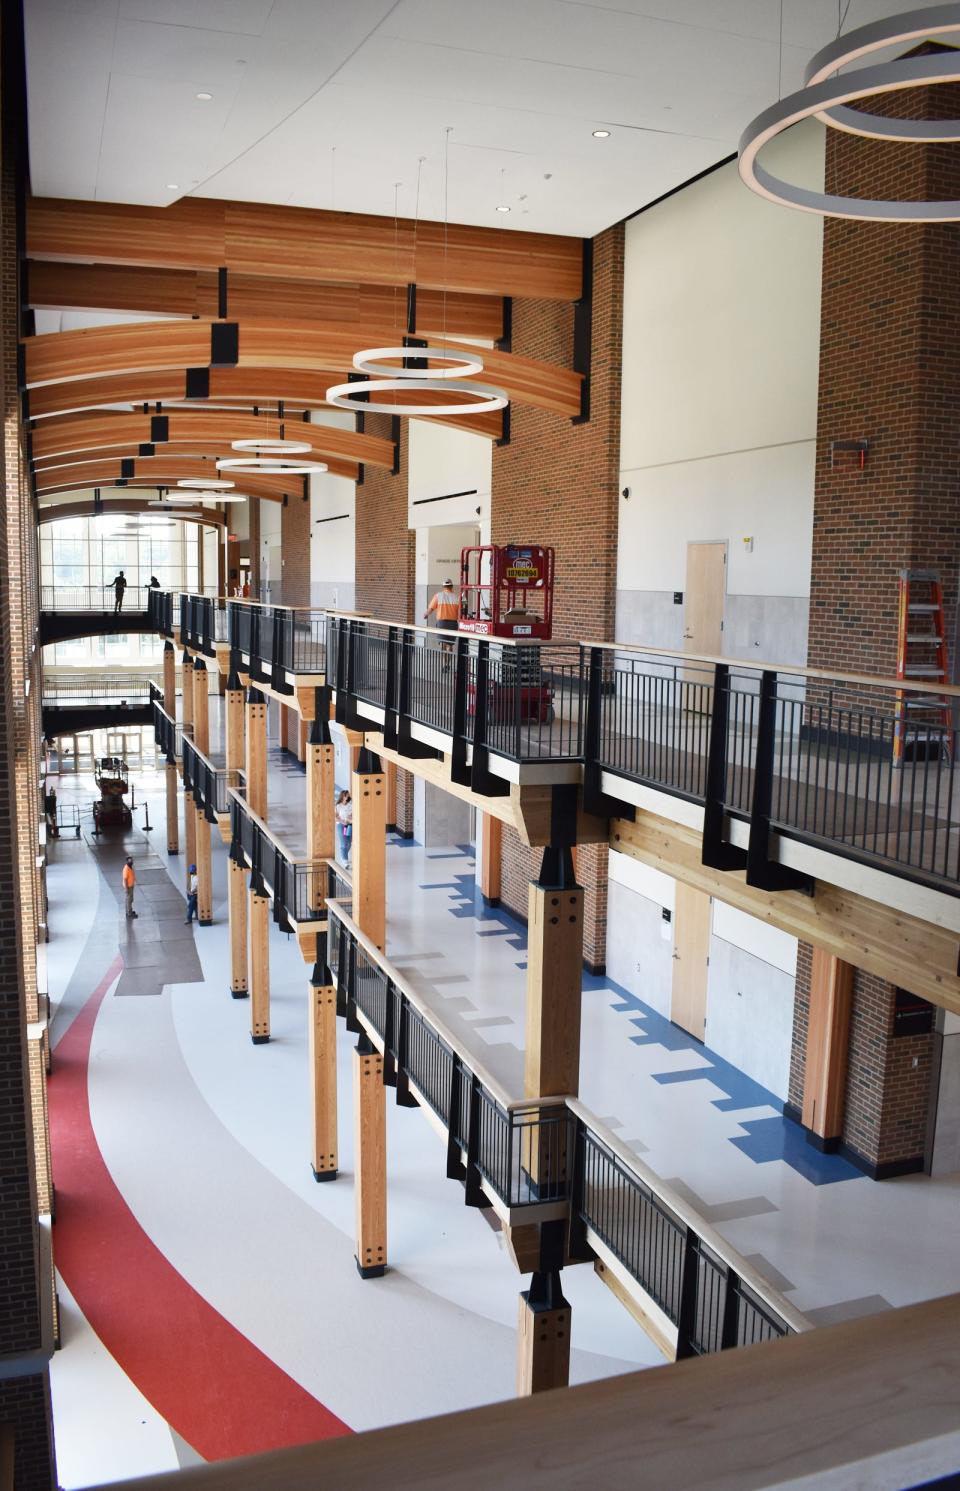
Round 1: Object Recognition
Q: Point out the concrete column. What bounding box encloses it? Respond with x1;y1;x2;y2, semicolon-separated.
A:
246;684;269;1043
352;747;387;1274
225;661;247;998
192;659;213;925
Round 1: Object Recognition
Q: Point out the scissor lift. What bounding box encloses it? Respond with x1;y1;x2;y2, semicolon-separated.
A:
458;545;556;723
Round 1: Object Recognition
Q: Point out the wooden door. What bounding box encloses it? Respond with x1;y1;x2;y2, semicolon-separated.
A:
670;884;711;1041
683;542;726;657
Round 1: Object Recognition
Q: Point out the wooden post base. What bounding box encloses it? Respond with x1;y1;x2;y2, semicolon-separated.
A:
228;858;248;999
165;760;179;854
310;979;338;1182
249;887;270;1043
353;1033;386;1278
517;1273;571;1396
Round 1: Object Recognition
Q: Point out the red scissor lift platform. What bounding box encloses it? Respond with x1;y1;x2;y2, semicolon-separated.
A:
458;544;556;724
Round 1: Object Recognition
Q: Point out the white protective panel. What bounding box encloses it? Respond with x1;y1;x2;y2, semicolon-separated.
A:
711;900;797;976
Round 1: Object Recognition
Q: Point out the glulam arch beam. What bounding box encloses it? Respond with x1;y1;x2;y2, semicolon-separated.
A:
22;319;582;419
38;498;227;529
33;458;308;502
32;444;358;483
25;369;504;439
29;410;394;469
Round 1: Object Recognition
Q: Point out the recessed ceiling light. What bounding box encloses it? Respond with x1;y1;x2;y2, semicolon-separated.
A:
196;92;213;101
166;182;179;190
496;205;510;213
592;128;611;138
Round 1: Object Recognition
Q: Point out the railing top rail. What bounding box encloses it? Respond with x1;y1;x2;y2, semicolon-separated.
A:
565;1097;812;1335
226;785;312;867
182;735;232;780
324;856;352;886
584;638;960;700
326;898;566;1116
325;610;578;649
223;598;342;617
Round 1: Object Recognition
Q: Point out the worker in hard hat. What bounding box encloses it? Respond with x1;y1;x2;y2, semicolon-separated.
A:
185;863;199;924
424;579;459;671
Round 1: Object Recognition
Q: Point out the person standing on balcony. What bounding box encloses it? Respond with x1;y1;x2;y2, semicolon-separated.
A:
109;571;127;613
185;864;198;924
424;579;459;671
336;790;352;867
122;856;138;919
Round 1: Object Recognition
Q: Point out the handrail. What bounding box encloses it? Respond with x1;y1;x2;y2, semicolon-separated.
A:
565;1098;810;1338
583;636;960;700
327;898;558;1116
226;785;310;867
326;608;577;649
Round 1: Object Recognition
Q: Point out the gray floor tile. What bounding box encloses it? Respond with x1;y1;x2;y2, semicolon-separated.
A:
114;968;163;996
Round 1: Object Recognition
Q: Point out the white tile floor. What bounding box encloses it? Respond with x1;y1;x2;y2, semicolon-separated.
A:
42;707;960;1487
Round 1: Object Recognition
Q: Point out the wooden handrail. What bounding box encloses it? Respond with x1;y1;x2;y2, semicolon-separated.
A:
86;1293;960;1491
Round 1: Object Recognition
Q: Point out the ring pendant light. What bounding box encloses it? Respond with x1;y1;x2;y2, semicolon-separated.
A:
178;477;235;490
231;438;312;455
216;457;328;475
739;6;960;221
352;347;485;379
325;378;509;416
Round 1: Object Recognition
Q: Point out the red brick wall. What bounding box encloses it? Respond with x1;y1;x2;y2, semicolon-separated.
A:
494;225;624;967
355;415;413;624
792;76;955;1173
0;39;57;1485
279;487;311;607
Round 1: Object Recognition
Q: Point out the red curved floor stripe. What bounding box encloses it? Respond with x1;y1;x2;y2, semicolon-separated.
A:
48;957;351;1461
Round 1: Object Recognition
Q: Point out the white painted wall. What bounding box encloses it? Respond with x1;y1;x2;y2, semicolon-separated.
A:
408;419;491;532
258;498;281;598
309;408;357;611
616;122;824;665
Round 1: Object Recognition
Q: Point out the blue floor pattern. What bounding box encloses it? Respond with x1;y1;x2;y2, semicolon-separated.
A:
418;860;863;1188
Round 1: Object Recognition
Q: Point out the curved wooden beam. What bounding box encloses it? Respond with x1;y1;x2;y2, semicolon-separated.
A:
33;458;301;502
27;195;583;301
39;498;226;528
27;261;506;341
25;369;504;439
29;409;393;469
22;319;581;419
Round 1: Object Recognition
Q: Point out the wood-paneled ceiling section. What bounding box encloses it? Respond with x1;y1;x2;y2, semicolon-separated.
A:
33;456;307;503
26;197;585;302
38;497;228;529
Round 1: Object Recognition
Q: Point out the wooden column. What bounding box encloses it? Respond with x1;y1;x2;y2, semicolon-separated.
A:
802;947;854;1146
480;812;502;905
246;685;270;1043
352;747;388;1275
308;706;339;1179
352;750;386;951
226;662;248;998
524;848;584;1100
192;659;213;925
517;1271;572;1396
385;760;398;831
162;641;179;853
182;652;196;892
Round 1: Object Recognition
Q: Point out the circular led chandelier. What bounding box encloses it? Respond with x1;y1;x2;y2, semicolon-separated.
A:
325;376;508;416
216;456;328;475
739;5;960;221
178;477;235;490
231;437;312;455
352;346;485;379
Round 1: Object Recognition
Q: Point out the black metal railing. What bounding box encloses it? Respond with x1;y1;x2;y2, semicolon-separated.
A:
178;593;228;656
41;584;151;613
148;589;175;636
227;602;326;680
228;787;327;925
181;738;240;818
325;900;804;1352
151;698;187;762
42;671;162;705
328;617;584;766
327;899;573;1211
569;1118;796;1357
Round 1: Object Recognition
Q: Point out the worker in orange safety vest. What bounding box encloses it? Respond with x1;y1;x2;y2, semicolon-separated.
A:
424;579;459;670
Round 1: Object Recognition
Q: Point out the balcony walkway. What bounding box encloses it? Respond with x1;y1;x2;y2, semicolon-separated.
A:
40;698;960;1486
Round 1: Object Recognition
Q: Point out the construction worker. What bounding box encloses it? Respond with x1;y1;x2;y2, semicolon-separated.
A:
424;579;459;670
122;856;137;919
185;864;199;924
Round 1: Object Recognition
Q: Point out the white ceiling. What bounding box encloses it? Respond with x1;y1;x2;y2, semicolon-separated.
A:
23;0;942;237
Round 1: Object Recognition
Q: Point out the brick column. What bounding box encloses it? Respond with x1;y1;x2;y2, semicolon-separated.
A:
790;71;958;1176
492;225;624;970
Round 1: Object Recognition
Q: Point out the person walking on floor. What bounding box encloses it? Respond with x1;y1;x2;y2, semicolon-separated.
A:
185;863;199;924
424;578;459;671
336;789;353;867
122;856;138;918
109;570;128;613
